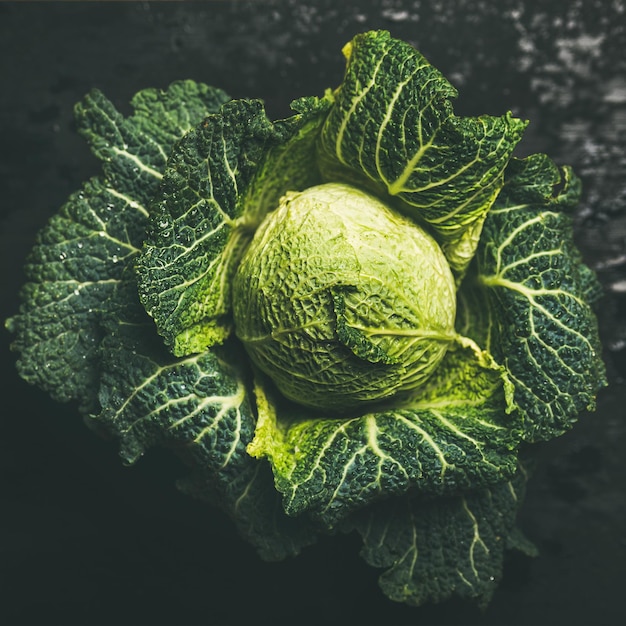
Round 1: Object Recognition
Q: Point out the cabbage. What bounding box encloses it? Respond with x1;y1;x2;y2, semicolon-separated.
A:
233;182;456;410
6;31;606;608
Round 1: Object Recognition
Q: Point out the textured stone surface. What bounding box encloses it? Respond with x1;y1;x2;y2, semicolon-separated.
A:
1;2;624;624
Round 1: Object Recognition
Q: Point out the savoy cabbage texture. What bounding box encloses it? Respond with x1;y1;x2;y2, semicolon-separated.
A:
6;31;606;608
232;182;458;411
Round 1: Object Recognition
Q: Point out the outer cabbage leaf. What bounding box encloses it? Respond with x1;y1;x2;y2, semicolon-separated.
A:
136;96;331;357
317;30;527;275
94;281;318;560
351;465;535;608
248;340;521;527
6;82;229;411
475;154;607;441
6;79;320;558
178;461;318;562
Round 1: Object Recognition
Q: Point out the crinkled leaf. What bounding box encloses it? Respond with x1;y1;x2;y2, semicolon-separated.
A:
476;154;607;441
76;82;230;202
97;325;252;473
456;269;498;353
351;465;534;608
491;152;581;208
6;82;227;411
248;342;521;527
317;30;527;275
94;288;317;560
242;95;332;221
136;96;331;358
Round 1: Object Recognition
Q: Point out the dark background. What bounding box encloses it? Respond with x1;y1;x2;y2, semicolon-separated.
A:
1;1;625;624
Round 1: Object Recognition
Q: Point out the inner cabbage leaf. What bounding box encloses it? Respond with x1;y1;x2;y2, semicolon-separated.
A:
248;339;520;526
233;182;458;411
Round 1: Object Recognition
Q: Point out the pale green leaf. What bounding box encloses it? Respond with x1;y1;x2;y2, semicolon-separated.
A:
248;341;520;527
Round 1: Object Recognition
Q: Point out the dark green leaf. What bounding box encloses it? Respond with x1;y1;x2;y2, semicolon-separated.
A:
7;81;226;411
136;97;330;357
476;155;607;440
317;30;527;274
95;290;317;560
352;466;533;608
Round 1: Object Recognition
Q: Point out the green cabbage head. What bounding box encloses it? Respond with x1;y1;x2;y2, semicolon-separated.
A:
6;31;606;610
233;182;456;410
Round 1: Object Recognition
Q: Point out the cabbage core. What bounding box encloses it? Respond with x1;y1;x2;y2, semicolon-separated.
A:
233;182;457;410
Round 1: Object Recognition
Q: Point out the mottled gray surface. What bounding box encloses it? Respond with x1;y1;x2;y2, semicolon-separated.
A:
1;2;624;624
